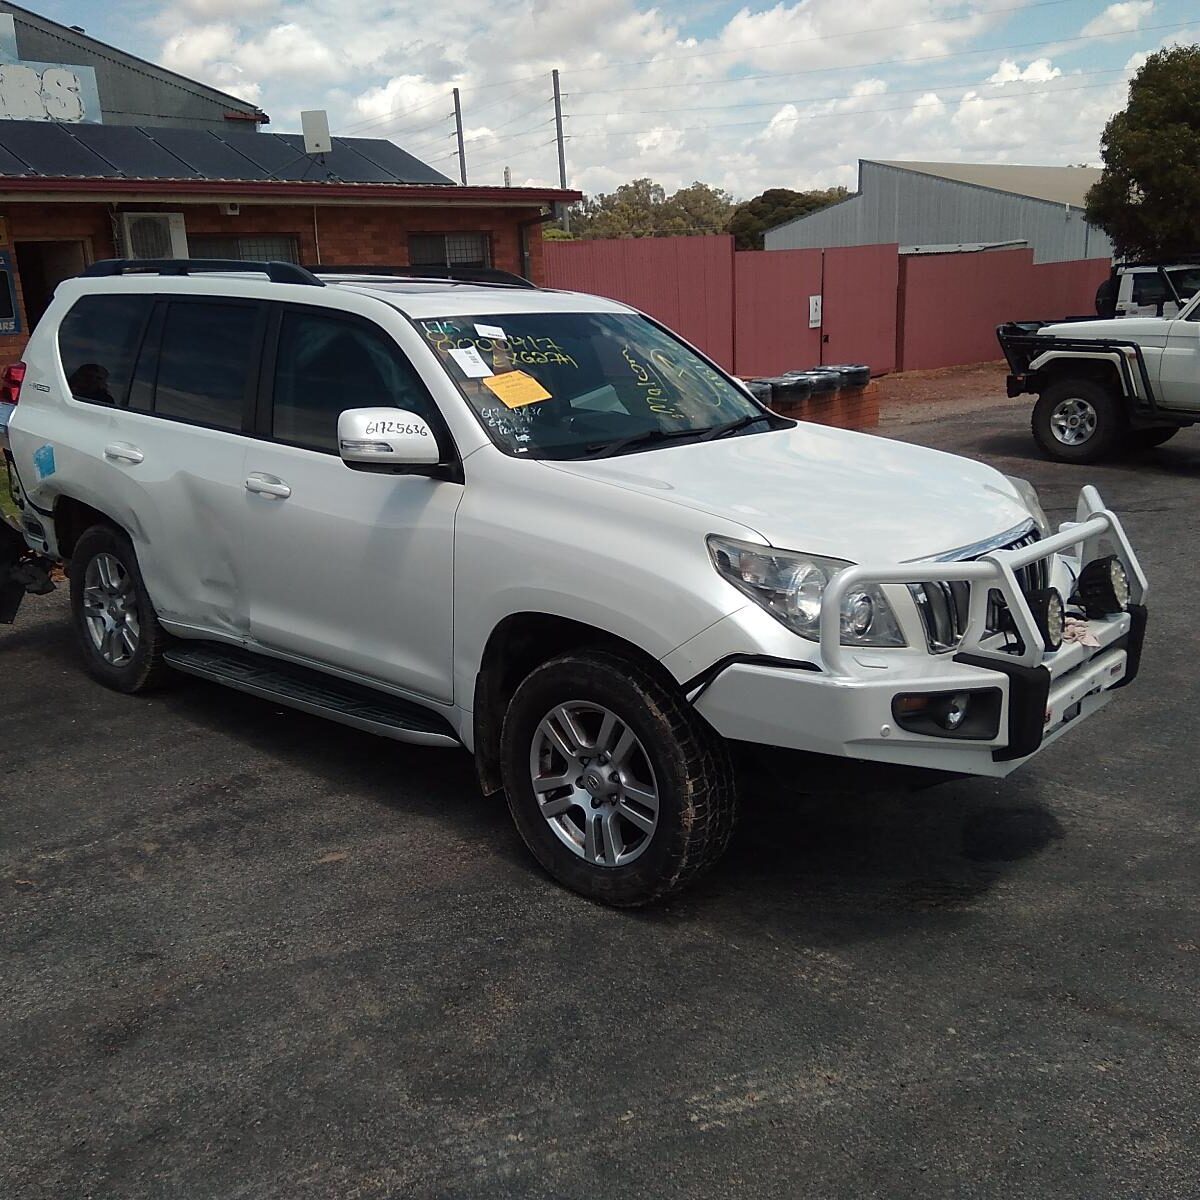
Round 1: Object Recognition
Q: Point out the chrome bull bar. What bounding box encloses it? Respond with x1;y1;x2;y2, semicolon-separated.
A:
819;486;1148;676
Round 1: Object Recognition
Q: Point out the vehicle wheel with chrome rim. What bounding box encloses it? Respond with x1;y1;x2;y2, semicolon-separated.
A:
500;650;737;906
69;524;171;693
1032;377;1124;463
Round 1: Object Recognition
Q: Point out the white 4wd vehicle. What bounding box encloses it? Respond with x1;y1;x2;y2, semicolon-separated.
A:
999;288;1200;463
2;259;1149;905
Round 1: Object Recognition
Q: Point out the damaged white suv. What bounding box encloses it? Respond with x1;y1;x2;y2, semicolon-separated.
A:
2;260;1149;905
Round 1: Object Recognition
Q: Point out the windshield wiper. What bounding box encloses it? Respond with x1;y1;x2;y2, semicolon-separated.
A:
696;413;774;441
573;427;709;459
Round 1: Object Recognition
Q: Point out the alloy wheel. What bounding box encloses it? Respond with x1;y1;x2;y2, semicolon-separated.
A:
1049;397;1098;446
82;552;140;667
528;701;660;867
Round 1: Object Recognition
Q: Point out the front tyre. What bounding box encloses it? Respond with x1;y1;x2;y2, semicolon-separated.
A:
1031;378;1125;463
69;524;171;693
500;650;737;906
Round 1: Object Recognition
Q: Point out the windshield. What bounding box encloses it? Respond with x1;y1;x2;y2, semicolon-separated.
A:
416;311;770;458
1166;268;1200;302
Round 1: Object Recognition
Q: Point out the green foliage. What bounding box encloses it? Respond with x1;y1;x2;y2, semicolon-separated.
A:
726;186;850;250
542;227;576;240
562;178;735;239
1085;45;1200;260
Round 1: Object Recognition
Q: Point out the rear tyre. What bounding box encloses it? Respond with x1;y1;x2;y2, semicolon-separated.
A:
69;524;171;694
1032;378;1125;463
500;650;737;907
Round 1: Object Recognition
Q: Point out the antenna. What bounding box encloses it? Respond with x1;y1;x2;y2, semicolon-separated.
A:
300;110;332;157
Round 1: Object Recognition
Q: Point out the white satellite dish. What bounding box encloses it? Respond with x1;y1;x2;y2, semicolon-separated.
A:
300;110;332;156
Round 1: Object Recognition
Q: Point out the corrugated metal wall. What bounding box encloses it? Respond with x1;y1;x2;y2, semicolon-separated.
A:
765;161;1113;264
897;248;1110;370
2;1;261;130
544;237;1108;376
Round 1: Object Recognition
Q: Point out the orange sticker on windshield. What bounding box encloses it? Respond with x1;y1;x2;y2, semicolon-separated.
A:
482;370;552;408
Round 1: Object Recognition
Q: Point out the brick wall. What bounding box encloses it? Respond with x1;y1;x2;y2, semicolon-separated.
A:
0;199;547;362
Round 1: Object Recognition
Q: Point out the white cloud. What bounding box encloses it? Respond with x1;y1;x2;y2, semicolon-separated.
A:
141;0;1162;198
988;57;1062;85
1080;1;1154;38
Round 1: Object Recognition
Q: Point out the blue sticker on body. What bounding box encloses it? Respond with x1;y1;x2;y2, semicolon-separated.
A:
32;443;56;480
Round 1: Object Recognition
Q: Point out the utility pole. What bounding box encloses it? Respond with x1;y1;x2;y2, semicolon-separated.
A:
452;87;467;185
552;68;569;233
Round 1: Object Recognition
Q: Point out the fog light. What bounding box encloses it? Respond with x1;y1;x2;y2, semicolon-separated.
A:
1076;555;1130;618
1028;587;1065;651
937;692;971;730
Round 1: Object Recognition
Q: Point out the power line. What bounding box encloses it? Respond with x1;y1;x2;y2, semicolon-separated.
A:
336;89;447;135
561;22;1192;97
448;0;1090;95
563;65;1130;122
567;76;1131;153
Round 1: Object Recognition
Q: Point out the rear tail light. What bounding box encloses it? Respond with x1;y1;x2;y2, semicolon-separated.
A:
1;361;26;404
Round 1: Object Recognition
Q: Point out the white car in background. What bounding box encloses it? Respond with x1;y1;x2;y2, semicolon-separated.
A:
2;259;1149;905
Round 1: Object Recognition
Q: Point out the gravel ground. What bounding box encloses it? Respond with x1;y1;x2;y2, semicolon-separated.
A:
2;398;1198;1199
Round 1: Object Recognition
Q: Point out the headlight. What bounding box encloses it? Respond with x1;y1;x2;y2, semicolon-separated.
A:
707;536;906;647
1005;475;1051;537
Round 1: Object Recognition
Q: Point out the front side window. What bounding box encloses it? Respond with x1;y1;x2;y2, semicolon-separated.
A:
58;294;151;406
1166;268;1200;303
416;311;768;459
1131;273;1170;307
271;310;435;452
154;301;261;431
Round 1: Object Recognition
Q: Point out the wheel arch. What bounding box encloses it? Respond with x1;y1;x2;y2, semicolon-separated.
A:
53;494;127;561
472;611;678;796
1030;353;1127;401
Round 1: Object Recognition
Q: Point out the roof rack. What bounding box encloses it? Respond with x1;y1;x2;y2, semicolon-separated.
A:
81;259;325;287
306;264;538;289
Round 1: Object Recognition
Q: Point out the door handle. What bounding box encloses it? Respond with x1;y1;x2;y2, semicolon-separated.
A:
104;441;144;464
245;472;291;499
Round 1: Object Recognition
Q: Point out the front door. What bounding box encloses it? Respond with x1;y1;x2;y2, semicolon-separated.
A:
1158;312;1200;411
238;305;462;704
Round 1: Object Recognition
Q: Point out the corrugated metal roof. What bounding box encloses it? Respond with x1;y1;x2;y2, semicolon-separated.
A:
0;120;454;185
870;160;1101;207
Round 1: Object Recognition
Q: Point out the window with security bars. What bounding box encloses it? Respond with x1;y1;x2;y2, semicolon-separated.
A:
187;235;300;263
408;232;491;269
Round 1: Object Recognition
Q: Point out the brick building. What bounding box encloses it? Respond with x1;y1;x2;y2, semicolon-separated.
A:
0;3;579;360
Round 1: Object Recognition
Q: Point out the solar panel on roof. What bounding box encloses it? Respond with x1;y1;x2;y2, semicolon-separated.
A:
148;128;271;181
0;119;457;185
215;129;314;177
342;137;455;185
0;122;119;177
68;124;202;179
269;134;396;183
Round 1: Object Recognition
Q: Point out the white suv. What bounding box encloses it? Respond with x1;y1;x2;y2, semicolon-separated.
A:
1;259;1150;905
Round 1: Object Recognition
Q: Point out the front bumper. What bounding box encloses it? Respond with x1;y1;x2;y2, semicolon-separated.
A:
691;486;1149;778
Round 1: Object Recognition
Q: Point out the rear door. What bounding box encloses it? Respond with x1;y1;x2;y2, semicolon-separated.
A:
95;296;268;635
237;303;462;704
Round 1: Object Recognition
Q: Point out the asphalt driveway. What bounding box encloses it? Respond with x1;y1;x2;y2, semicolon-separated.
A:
2;400;1197;1199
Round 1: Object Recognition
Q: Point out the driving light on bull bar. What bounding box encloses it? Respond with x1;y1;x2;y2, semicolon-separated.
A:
1028;587;1065;651
1076;555;1130;618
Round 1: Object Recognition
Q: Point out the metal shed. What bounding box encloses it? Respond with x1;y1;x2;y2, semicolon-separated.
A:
764;160;1113;264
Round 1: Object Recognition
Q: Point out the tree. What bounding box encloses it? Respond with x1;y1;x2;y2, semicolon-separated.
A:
564;178;734;239
1085;45;1200;261
726;187;849;250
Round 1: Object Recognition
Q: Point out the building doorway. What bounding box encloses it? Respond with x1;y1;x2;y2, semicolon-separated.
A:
14;240;89;328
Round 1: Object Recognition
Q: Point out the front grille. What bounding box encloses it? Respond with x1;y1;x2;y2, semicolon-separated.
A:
910;524;1048;653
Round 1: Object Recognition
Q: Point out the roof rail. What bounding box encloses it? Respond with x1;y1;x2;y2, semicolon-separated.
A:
81;259;325;287
306;264;538;289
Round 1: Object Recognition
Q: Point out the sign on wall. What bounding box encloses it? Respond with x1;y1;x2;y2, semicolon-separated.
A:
0;14;101;123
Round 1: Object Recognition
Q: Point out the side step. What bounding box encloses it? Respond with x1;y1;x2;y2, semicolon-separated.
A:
163;642;461;747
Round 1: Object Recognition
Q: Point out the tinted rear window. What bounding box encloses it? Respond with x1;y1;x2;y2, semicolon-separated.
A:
58;294;151;406
154;301;261;431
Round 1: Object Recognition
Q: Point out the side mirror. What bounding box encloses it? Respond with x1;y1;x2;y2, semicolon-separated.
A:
338;408;441;473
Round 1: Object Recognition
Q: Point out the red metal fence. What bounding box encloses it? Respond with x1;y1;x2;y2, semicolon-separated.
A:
544;236;1109;377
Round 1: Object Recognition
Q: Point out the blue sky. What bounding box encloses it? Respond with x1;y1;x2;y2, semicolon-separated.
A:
27;0;1200;198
